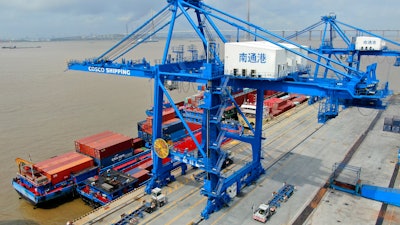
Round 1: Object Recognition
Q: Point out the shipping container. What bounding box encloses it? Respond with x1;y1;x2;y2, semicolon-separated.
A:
138;159;153;171
127;168;150;184
133;147;147;155
292;95;308;105
75;131;115;153
162;157;172;165
247;92;256;104
124;167;140;176
132;137;145;149
113;156;141;172
139;117;189;143
75;131;133;159
93;148;133;168
92;135;133;159
167;129;187;142
224;41;308;79
145;108;177;127
174;132;202;153
187;121;202;132
162;118;184;135
33;152;94;185
116;153;152;173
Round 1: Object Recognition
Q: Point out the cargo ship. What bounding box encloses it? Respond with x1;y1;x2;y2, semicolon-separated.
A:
11;102;195;207
12;130;149;207
12;152;98;206
12;89;279;208
74;131;153;207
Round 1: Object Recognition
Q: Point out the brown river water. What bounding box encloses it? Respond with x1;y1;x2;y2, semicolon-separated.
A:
0;39;398;225
0;40;199;225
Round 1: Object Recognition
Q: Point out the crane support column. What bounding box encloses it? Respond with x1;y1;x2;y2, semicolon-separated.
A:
146;69;175;193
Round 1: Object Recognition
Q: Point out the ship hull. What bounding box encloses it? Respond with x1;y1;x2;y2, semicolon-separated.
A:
12;178;75;206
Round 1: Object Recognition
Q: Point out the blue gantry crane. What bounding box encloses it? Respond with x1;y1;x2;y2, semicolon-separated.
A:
67;0;397;219
283;12;400;122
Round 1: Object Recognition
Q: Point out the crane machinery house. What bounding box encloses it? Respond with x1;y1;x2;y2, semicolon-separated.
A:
224;41;308;79
355;36;386;51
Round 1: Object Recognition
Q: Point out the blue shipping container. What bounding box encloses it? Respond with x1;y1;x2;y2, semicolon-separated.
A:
125;167;142;176
94;148;133;168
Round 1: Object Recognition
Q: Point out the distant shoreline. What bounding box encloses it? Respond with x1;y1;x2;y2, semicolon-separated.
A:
2;45;41;49
2;29;400;43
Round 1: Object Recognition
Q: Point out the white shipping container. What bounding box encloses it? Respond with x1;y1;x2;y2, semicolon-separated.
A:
355;36;386;51
224;41;307;79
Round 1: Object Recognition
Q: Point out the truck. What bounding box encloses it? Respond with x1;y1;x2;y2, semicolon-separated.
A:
252;183;295;223
252;203;276;223
143;187;167;213
151;187;167;207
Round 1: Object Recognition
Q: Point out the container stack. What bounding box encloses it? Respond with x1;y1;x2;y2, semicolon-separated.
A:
264;97;294;117
122;152;152;185
138;106;195;144
75;131;134;168
33;152;94;185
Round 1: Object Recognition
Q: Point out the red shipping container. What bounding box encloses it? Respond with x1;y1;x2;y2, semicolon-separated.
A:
133;148;144;155
270;109;283;117
274;99;286;109
113;158;140;172
264;98;279;109
278;103;294;112
117;152;152;173
162;157;171;165
187;122;202;132
174;132;202;153
91;134;133;159
75;131;115;153
131;169;150;184
138;159;153;171
133;147;149;155
141;117;184;136
145;108;177;128
265;90;277;97
293;96;307;104
247;93;256;104
34;152;94;185
132;137;145;149
140;120;152;134
162;108;176;122
75;131;133;159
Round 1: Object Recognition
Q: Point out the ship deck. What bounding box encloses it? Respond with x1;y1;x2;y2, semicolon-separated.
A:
71;94;400;225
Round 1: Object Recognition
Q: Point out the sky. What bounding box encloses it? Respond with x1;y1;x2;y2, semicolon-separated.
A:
1;0;399;40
